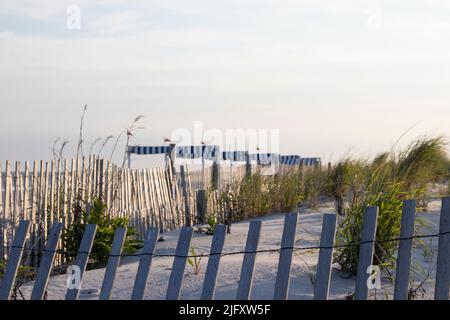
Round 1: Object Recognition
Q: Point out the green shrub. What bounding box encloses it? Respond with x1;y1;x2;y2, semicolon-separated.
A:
303;167;328;208
206;214;217;235
331;136;448;275
268;170;305;212
62;198;143;265
334;181;421;275
328;159;368;216
219;171;305;222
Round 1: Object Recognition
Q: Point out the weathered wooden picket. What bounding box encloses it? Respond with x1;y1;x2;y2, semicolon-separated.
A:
0;197;449;300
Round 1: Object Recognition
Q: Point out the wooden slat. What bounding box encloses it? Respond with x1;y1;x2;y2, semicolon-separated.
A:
236;220;262;300
98;159;105;200
67;159;76;227
104;161;110;209
99;227;127;300
143;170;154;227
313;213;337;300
49;161;56;229
80;158;87;207
135;170;144;235
354;206;379;300
3;161;12;256
86;155;93;202
201;224;227;300
65;224;98;300
273;212;298;300
151;169;163;231
153;169;165;230
42;162;49;242
0;220;31;300
149;170;160;229
0;162;3;260
22;161;30;229
393;200;416;300
12;162;20;229
61;159;69;229
131;227;159;300
54;160;61;265
37;162;47;256
29;161;39;267
434;197;450;300
165;226;193;300
30;222;63;300
180;166;191;227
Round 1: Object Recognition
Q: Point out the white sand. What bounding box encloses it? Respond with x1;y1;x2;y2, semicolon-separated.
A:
19;200;443;300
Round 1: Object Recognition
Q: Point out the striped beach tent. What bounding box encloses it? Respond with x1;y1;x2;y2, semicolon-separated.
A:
249;153;280;165
300;157;322;167
222;151;248;162
128;146;170;155
280;155;301;166
175;145;219;160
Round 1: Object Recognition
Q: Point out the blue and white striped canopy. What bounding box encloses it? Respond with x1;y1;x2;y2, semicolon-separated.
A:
280;155;301;165
222;151;248;162
128;145;320;167
128;146;170;155
175;145;219;160
300;157;321;166
249;153;279;165
128;145;219;160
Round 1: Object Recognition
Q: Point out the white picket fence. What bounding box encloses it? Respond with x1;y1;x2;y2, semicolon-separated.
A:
0;197;449;300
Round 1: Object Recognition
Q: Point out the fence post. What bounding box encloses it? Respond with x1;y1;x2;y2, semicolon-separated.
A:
201;224;227;300
131;227;159;300
212;161;220;191
393;200;416;300
168;143;176;174
166;226;193;300
98;159;105;200
245;152;252;178
274;212;299;300
180;165;191;227
435;197;450;300
0;220;31;300
99;227;127;300
196;189;207;225
313;214;337;300
65;224;98;300
354;206;379;300
30;222;63;300
236;220;262;300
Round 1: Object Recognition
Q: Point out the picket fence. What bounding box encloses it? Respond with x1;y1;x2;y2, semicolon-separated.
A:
0;197;449;300
0;157;246;266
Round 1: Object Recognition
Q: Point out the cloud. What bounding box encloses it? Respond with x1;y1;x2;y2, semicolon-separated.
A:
1;0;450;163
89;11;146;35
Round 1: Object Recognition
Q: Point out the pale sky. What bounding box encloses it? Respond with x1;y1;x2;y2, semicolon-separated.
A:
1;1;449;167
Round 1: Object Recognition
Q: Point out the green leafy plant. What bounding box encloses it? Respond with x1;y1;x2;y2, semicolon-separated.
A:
206;214;217;235
334;181;421;275
187;246;204;275
62;197;143;266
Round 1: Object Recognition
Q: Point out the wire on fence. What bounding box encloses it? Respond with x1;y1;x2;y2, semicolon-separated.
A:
2;231;449;261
